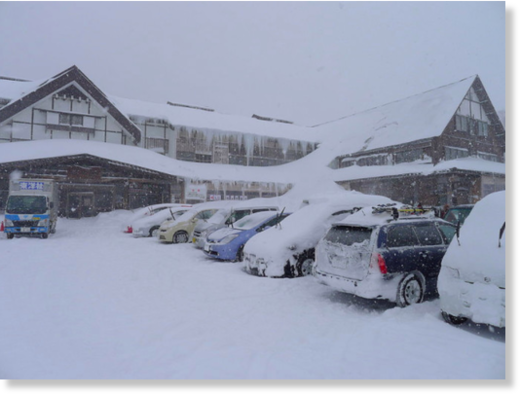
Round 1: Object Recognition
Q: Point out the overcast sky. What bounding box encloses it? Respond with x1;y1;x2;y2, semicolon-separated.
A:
0;1;506;126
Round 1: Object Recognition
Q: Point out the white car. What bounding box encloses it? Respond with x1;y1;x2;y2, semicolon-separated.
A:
243;192;395;278
122;203;191;233
438;190;506;328
132;207;189;238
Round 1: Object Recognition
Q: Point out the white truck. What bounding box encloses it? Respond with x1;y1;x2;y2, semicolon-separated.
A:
4;179;59;239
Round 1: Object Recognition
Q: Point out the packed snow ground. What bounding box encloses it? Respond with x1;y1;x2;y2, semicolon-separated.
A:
0;211;505;380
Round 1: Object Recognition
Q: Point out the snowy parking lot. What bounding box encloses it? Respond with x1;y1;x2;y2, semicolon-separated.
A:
0;211;505;379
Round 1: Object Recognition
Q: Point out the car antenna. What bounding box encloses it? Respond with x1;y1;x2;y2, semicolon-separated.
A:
499;222;506;248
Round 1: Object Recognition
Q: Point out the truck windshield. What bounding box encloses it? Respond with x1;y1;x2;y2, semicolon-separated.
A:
6;195;47;214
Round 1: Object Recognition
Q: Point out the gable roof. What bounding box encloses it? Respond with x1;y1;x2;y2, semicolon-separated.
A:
0;66;142;144
315;75;478;156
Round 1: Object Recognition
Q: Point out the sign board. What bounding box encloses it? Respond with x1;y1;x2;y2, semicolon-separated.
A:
185;184;207;202
19;181;44;191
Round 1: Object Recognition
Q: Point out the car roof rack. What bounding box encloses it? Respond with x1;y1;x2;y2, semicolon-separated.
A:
371;203;435;222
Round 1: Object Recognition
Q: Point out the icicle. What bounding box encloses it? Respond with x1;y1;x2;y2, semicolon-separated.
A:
278;138;291;158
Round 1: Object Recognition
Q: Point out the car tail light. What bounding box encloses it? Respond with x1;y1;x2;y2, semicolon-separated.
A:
125;226;133;233
370;253;387;274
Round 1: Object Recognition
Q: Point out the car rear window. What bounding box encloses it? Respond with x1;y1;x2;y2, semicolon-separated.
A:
324;226;372;246
386;225;419;248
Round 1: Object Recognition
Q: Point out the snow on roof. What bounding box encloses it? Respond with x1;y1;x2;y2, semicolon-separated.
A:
332;157;505;182
316;76;477;156
108;95;317;143
0;139;300;185
0;78;47;103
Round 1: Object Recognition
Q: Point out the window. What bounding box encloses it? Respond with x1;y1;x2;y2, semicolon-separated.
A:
477;151;498;162
324;226;373;246
356;155;388;167
413;224;443;246
438;224;456;244
455;115;469;132
445;146;469;161
386;225;419;248
395;149;423;164
59;113;84;126
455;114;488;136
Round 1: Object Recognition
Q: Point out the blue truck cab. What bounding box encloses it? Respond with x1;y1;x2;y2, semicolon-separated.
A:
4;179;59;239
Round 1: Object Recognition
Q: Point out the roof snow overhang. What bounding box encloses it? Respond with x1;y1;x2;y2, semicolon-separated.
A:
0;65;142;144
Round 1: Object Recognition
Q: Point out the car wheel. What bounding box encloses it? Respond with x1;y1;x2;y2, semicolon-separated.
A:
236;245;245;262
396;271;425;307
149;226;160;238
6;233;14;240
173;231;189;244
296;249;315;277
441;311;467;325
41;233;48;239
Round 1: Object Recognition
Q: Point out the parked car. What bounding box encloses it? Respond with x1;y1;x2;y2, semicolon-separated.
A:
203;211;291;262
443;204;474;226
243;193;395;278
192;202;279;248
438;191;505;328
157;202;228;243
314;204;456;306
132;207;189;238
123;203;191;233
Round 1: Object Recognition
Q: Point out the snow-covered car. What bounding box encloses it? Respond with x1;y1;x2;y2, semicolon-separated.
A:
438;191;505;328
157;203;227;244
131;207;189;238
203;211;291;262
314;204;456;306
243;193;396;278
192;203;279;248
122;203;191;233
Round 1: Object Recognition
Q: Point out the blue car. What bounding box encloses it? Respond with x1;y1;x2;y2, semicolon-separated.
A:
203;211;291;262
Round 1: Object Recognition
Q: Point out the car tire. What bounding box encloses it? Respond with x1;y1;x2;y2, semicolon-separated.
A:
396;271;425;307
236;245;245;262
6;233;14;240
149;226;160;238
295;249;315;277
441;310;467;325
41;233;48;239
173;231;189;244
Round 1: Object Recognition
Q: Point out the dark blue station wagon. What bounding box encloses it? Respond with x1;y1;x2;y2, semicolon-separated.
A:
314;209;456;306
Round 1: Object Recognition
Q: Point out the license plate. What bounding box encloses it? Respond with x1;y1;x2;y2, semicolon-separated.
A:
204;243;211;252
192;237;196;244
21;227;31;233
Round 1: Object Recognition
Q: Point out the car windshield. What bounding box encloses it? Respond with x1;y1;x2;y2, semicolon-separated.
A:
444;207;473;225
324;225;373;246
208;208;231;225
6;195;47;214
233;212;276;230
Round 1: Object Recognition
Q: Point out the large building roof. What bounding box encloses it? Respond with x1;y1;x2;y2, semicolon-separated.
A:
316;75;478;156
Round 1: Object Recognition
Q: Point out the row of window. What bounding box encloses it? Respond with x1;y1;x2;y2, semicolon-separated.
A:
455;115;489;136
340;146;498;168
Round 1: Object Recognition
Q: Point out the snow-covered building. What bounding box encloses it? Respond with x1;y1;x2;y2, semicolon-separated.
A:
0;66;317;166
320;75;505;206
0;66;315;214
0;66;505;216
